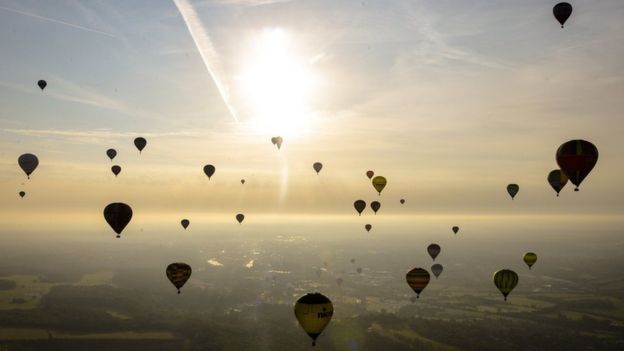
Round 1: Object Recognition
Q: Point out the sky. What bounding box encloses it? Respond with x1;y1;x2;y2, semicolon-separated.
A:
0;0;623;233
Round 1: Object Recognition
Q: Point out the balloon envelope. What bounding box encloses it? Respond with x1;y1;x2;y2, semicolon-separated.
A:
37;80;47;90
556;140;598;191
19;191;25;198
493;269;518;301
103;203;132;238
452;226;459;234
366;170;374;179
553;2;573;28
400;199;405;204
203;164;216;179
106;148;117;161
406;267;430;298
431;264;443;278
370;201;380;214
18;153;39;179
241;179;245;184
371;176;387;195
507;184;519;199
353;200;366;215
294;293;333;346
166;263;192;293
523;252;537;269
134;137;147;153
271;136;283;149
547;169;568;196
313;162;323;174
111;165;121;177
181;219;190;229
427;244;441;261
236;213;245;224
365;224;372;232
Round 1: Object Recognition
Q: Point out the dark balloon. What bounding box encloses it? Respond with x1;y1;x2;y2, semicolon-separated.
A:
313;162;323;174
365;224;372;232
371;176;387;195
19;191;25;198
18;153;39;179
166;263;192;294
493;269;518;301
427;244;441;261
203;164;216;179
353;200;366;216
366;170;374;179
547;169;568;196
507;184;519;199
134;137;147;153
111;165;121;177
431;263;443;278
236;213;245;224
294;293;333;347
556;140;598;191
370;201;380;214
452;226;459;234
406;267;430;298
553;2;573;28
400;199;405;204
37;80;47;90
106;149;117;161
241;179;245;185
181;219;190;229
103;203;132;238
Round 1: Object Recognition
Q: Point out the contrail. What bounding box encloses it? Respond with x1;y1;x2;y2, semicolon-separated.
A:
0;5;115;38
172;0;239;123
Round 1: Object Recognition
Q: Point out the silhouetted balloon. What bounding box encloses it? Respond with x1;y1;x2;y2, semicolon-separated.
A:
553;2;573;28
356;267;362;274
556;140;598;191
203;164;216;179
507;184;519;199
111;165;121;177
370;201;380;214
134;137;146;153
166;263;192;294
103;203;132;238
181;219;190;229
365;224;372;232
406;267;430;298
313;162;323;174
354;200;366;216
427;244;441;261
523;252;537;270
19;191;25;198
294;293;333;347
400;199;405;204
493;269;518;301
372;176;387;195
431;263;443;278
18;153;39;179
366;170;374;179
236;213;245;224
241;179;245;184
37;80;47;90
452;226;459;234
106;148;117;161
271;136;283;149
547;169;568;196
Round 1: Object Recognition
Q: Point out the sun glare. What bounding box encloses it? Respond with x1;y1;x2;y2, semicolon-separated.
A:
239;28;316;137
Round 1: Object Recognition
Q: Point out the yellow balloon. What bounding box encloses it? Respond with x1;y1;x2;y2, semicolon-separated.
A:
294;293;333;346
371;176;387;195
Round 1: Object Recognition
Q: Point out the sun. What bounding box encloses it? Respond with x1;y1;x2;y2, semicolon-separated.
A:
238;28;316;137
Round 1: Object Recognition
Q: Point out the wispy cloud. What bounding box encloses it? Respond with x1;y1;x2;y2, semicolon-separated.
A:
1;128;199;145
0;5;115;38
172;0;239;122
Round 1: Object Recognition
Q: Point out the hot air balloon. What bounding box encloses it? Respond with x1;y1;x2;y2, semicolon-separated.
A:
203;164;216;179
553;2;573;28
313;162;323;174
431;263;443;278
103;203;132;238
370;201;380;214
19;191;25;198
181;219;190;230
427;244;441;261
523;252;537;270
18;153;39;179
111;165;121;177
271;136;283;149
507;184;519;199
236;213;245;224
356;267;362;274
353;200;366;216
366;170;374;179
365;224;372;232
106;149;117;161
452;226;459;235
406;268;430;299
372;176;387;195
400;199;405;204
134;137;146;153
547;169;568;196
493;269;518;301
37;80;47;90
294;293;333;347
241;179;245;185
336;278;343;286
166;263;192;294
556;140;598;191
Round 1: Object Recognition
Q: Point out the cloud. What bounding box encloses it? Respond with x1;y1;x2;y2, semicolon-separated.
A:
2;128;199;144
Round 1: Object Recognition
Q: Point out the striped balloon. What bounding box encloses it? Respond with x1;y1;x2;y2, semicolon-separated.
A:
166;263;192;294
406;267;430;299
493;269;518;301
